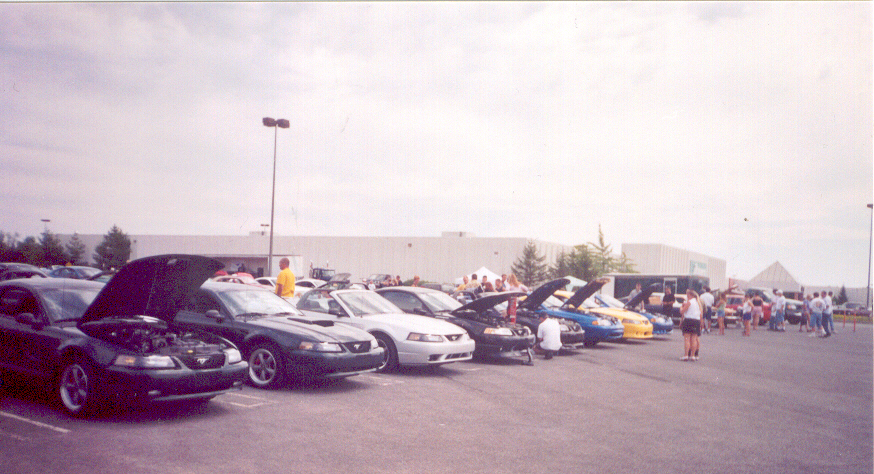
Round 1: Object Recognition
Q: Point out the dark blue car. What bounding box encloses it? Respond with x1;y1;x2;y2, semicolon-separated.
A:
517;279;624;347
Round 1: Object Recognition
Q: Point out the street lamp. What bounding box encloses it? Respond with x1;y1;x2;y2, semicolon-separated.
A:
41;219;50;233
263;117;290;276
865;203;874;309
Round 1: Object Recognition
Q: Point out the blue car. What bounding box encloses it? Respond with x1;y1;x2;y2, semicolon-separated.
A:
517;278;624;347
599;283;674;335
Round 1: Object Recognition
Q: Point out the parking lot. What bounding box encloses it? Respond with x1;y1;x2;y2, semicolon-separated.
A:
1;323;871;474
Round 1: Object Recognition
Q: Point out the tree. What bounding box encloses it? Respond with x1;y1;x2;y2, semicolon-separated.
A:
16;237;43;266
550;245;597;282
65;233;87;265
93;225;131;270
511;240;548;286
837;286;848;306
0;232;19;262
40;230;68;267
588;225;617;278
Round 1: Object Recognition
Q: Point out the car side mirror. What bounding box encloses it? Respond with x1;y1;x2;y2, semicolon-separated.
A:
205;309;225;323
412;307;429;316
329;307;348;317
15;313;43;329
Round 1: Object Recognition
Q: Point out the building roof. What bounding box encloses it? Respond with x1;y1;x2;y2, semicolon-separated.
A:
748;261;802;292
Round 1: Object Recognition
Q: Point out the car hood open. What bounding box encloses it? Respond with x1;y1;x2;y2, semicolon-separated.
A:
517;279;570;311
625;283;662;310
561;278;609;309
80;254;223;324
452;291;526;315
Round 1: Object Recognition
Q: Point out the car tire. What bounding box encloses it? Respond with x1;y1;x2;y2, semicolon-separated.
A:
58;357;101;417
583;340;598;347
373;333;398;372
247;344;285;388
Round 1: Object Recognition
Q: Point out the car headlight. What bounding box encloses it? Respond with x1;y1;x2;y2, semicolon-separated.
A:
298;341;343;352
560;324;569;332
224;348;242;364
113;354;175;369
621;319;635;325
483;327;514;336
407;333;444;342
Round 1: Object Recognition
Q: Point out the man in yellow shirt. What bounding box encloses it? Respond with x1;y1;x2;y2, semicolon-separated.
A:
275;257;296;298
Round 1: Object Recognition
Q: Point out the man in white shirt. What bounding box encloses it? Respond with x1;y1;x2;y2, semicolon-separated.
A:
821;291;833;337
771;290;787;332
700;287;715;334
537;313;562;360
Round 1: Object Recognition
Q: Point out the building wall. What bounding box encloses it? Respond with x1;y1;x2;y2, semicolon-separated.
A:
61;233;572;284
621;243;728;290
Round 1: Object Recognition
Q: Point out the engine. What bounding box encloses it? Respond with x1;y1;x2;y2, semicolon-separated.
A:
79;316;224;355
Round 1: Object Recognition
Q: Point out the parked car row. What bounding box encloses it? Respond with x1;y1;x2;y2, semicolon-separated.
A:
0;255;683;419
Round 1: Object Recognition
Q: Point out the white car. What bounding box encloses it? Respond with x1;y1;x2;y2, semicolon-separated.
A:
255;276;326;300
296;288;475;371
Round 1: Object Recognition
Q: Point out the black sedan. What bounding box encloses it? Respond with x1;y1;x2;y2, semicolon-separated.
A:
0;254;248;417
175;282;385;388
376;286;536;361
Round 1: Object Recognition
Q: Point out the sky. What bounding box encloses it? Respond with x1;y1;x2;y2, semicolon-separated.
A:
1;2;872;288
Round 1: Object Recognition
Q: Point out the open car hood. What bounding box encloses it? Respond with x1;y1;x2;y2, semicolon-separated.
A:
517;279;570;311
625;282;662;310
563;278;609;309
80;254;223;324
452;291;526;315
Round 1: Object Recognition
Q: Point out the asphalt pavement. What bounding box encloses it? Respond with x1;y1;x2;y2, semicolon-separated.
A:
1;322;871;474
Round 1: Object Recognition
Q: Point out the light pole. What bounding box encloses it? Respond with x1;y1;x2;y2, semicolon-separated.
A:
865;203;874;309
41;218;50;232
263;117;289;276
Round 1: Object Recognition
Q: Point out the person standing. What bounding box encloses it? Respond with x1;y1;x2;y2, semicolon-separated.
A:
494;278;506;292
751;293;764;329
700;287;715;334
411;275;421;287
662;286;676;321
680;289;703;361
456;276;469;292
821;291;834;338
715;293;727;335
800;294;811;333
505;274;528;292
810;292;824;337
771;290;786;332
466;274;481;290
742;294;753;337
536;313;562;360
275;257;296;299
826;291;836;334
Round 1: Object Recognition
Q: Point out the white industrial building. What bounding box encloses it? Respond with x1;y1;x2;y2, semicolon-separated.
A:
620;243;728;291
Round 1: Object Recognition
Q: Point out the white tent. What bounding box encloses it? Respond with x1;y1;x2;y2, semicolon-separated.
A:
561;275;587;292
747;261;802;293
454;266;502;286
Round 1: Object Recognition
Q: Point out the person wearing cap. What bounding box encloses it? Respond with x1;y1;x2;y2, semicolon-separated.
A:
771;289;787;331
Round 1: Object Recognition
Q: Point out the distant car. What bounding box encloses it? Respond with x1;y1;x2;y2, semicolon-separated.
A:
47;265;102;280
175;282;385;387
0;263;48;281
0;254;248;416
255;276;323;299
834;302;871;318
297;288;474;372
86;270;117;283
746;288;802;325
213;274;273;290
376;286;536;361
364;274;393;289
610;283;674;335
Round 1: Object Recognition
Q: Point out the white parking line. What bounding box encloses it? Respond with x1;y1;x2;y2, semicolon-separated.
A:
357;374;405;386
215;392;275;409
0;411;70;434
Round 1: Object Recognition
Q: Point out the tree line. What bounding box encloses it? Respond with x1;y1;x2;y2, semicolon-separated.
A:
510;226;636;286
0;225;132;271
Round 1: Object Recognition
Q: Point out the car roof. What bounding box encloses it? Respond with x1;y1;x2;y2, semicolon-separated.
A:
376;286;436;294
0;277;103;291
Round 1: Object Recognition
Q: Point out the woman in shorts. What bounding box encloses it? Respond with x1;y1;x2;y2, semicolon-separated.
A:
680;289;703;361
751;293;764;329
742;294;752;337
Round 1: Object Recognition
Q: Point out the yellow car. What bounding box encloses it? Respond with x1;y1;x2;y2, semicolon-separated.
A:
555;290;653;340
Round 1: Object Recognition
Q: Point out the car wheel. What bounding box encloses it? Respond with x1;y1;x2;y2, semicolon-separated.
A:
374;333;398;372
583;340;598;347
247;344;285;388
58;358;100;416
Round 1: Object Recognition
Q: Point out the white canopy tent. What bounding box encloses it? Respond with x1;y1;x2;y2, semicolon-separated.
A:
454;266;502;286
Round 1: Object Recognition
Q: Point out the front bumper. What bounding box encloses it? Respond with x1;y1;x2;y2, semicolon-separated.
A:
621;323;653;339
397;338;476;366
474;334;536;354
584;326;625;344
103;362;248;404
287;348;386;378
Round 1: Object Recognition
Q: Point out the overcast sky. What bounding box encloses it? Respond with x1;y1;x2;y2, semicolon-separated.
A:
2;2;872;288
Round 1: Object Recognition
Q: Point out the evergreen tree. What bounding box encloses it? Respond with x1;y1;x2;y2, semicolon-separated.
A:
550;245;597;282
40;230;68;266
588;225;617;278
511;240;548;286
65;233;87;265
93;225;132;270
0;232;19;262
837;286;848;306
16;236;43;266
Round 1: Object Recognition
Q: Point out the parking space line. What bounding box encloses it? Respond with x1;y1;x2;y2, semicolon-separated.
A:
357;374;406;386
0;411;70;434
215;392;275;409
0;429;31;441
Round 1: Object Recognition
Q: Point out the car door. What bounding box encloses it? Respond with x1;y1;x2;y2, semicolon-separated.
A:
0;286;66;378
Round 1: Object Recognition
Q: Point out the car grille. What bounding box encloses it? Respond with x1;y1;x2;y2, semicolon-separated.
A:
177;353;226;370
342;341;372;353
512;328;528;336
445;334;464;341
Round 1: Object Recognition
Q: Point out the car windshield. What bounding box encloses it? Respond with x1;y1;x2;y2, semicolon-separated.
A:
216;288;302;318
420;291;462;312
44;287;101;322
78;267;101;278
335;291;402;316
596;294;625;308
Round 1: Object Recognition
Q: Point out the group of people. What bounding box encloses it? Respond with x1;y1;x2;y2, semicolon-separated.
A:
798;291;836;337
455;273;528;293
